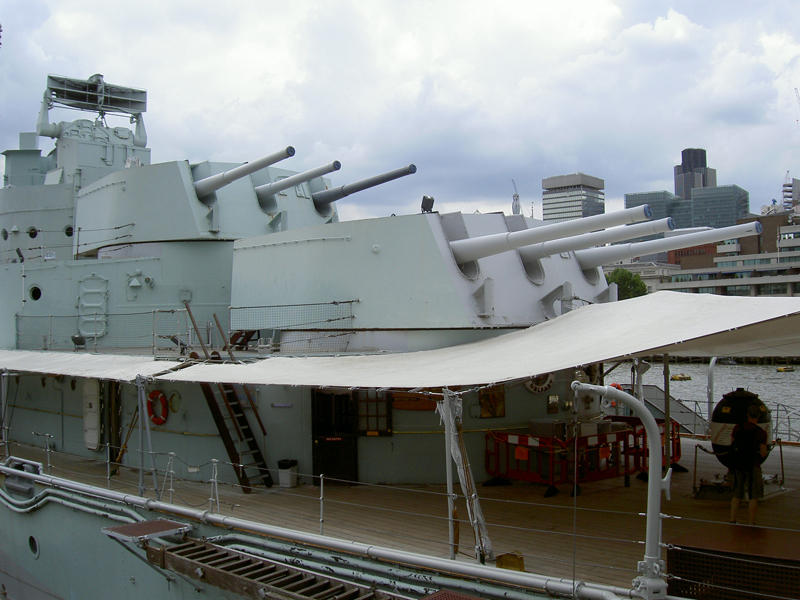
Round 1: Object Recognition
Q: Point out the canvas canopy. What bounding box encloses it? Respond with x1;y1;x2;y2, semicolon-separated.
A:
154;292;800;388
0;350;180;382
2;292;799;388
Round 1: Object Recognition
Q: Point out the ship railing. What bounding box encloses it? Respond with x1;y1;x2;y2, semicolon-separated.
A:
2;432;798;598
15;309;195;356
766;401;800;443
228;300;358;354
0;433;651;589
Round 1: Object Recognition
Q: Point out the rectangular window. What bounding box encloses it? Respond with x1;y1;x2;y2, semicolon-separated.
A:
355;389;392;436
726;285;751;296
479;384;506;418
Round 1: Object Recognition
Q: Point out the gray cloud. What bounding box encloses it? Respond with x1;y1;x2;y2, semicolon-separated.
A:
2;1;800;222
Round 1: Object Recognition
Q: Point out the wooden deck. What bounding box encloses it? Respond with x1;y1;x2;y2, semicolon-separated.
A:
3;437;800;591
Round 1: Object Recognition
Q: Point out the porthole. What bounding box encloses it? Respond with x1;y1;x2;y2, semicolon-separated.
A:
29;535;40;558
1;229;7;241
65;225;74;237
29;286;42;301
27;227;38;239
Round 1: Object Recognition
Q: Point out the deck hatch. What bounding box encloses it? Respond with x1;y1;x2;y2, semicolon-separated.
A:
102;519;192;542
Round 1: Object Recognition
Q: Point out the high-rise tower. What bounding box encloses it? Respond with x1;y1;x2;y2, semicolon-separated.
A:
674;148;717;200
541;173;605;223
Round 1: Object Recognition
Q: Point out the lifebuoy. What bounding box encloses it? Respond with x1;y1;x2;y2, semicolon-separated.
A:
147;390;168;426
610;383;623;390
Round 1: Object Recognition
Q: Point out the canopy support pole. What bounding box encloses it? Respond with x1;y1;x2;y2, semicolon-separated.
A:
135;375;160;500
663;354;671;470
572;381;671;600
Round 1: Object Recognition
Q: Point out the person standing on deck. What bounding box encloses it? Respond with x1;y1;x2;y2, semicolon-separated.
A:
729;404;768;525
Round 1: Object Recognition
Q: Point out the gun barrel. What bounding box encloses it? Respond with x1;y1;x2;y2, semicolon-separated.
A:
449;205;653;264
194;146;295;199
519;218;675;262
311;164;417;207
255;161;341;203
575;221;763;270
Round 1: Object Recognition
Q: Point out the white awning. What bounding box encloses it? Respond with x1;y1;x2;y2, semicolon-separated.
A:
0;350;181;382
152;292;800;389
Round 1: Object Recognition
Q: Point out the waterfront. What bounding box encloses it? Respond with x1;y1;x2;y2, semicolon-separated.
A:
606;360;800;440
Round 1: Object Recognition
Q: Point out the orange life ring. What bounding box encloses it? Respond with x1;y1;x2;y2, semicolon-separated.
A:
610;383;623;390
147;390;168;426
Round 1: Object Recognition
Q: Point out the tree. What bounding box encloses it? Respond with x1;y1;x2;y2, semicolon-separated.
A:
605;268;647;300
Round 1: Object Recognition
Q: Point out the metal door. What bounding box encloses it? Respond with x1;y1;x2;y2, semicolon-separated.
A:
312;390;357;485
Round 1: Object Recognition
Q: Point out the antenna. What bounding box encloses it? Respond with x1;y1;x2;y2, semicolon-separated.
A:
795;88;800;129
511;179;520;215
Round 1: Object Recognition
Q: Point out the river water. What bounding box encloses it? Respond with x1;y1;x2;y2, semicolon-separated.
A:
605;361;800;439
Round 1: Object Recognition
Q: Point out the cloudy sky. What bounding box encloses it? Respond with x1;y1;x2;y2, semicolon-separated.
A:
2;0;800;221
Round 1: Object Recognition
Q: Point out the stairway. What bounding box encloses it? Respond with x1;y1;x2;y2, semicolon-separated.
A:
181;302;274;492
197;371;274;491
146;539;400;600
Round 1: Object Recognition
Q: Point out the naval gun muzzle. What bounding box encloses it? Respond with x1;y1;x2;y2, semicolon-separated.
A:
449;204;653;264
574;221;763;270
310;164;417;209
255;161;342;210
193;146;296;200
517;217;675;263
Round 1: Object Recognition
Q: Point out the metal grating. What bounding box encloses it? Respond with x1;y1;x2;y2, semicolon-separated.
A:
668;545;800;599
230;301;357;354
147;538;407;600
16;309;191;353
230;301;357;331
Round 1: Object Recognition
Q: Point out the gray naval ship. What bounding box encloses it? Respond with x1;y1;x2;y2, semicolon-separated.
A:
0;74;793;600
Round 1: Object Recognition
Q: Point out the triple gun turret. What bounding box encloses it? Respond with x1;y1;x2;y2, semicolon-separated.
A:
192;148;417;212
447;205;762;271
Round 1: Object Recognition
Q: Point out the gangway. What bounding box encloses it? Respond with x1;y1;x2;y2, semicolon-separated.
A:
621;384;706;436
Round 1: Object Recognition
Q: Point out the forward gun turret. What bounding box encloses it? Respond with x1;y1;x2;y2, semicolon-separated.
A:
193;146;295;201
575;221;762;270
311;164;417;209
449;205;653;264
255;161;341;210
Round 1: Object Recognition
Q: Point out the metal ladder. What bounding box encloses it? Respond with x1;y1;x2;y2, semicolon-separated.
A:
147;539;401;600
196;370;273;491
184;304;273;491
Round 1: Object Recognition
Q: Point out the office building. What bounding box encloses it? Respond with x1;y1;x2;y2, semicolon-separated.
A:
624;190;692;229
658;211;800;296
542;173;604;223
690;185;749;229
674;148;717;200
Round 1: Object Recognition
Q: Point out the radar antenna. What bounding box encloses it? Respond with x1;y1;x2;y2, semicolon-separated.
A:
511;179;520;215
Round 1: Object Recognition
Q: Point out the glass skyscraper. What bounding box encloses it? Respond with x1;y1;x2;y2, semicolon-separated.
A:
690;185;749;228
624;190;692;229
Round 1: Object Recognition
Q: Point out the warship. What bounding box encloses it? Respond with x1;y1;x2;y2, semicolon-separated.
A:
1;74;800;600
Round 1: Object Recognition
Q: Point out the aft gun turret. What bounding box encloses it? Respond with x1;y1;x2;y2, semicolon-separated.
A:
311;164;417;209
193;146;295;202
449;205;653;264
575;221;762;270
255;161;341;211
518;217;675;262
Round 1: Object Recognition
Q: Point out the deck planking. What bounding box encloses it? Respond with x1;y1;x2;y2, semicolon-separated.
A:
3;437;800;590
